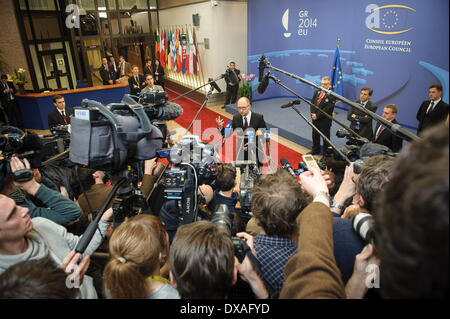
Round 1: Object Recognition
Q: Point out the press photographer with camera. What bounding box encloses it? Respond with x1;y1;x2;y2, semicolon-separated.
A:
329;156;395;285
237;169;309;298
222;61;241;109
159;183;214;244
169;220;269;299
280;167;347;298
1;157;81;226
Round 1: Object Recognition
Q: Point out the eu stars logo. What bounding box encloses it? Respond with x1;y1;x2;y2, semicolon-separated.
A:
365;4;416;35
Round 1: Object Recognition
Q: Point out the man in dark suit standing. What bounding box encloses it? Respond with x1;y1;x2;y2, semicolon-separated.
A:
416;83;449;135
373;104;403;153
153;59;165;90
109;56;118;75
223;62;240;109
308;76;336;155
0;74;24;128
128;65;145;96
143;59;153;77
347;87;378;140
117;56;132;79
99;57;116;85
216;97;267;164
47;95;74;130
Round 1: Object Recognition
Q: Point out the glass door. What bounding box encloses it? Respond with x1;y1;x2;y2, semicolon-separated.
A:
40;49;74;90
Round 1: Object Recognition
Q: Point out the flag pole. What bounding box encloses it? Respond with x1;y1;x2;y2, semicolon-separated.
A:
337;37;341;49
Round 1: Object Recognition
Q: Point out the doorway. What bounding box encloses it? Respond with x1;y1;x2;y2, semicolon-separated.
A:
40;49;74;90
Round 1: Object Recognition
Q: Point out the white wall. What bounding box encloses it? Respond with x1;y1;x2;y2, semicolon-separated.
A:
158;0;247;91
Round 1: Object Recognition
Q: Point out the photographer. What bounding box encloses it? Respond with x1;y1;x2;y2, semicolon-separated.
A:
169;220;268;299
159;184;214;244
0;194;114;298
330;156;395;284
239;169;309;298
280;168;346;298
1;157;81;226
223;62;240;109
210;164;239;214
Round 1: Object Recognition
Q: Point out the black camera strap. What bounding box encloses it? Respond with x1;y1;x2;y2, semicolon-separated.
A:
244;244;278;299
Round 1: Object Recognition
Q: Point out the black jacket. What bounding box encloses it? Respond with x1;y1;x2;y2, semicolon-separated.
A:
99;65;116;85
310;89;336;127
416;99;449;134
225;68;241;87
154;65;165;86
347;100;378;140
128;74;146;96
48;107;74;129
372;119;403;153
0;81;17;106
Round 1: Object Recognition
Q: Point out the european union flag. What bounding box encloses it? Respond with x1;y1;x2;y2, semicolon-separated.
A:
330;46;343;96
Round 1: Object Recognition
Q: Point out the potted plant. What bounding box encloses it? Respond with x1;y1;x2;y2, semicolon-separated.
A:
238;73;256;101
10;68;27;94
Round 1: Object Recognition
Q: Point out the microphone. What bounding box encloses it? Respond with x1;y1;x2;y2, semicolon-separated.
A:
208;78;222;93
280;158;296;178
258;54;266;82
224;120;233;138
280;100;301;109
257;72;270;94
247;130;256;146
152;102;184;121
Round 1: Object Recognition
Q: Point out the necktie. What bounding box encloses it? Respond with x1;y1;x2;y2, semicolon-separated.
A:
426;101;435;115
244;116;248;130
317;92;325;105
62;110;67;124
375;125;385;141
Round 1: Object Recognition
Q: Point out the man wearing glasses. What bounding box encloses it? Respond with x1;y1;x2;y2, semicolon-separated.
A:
216;97;267;163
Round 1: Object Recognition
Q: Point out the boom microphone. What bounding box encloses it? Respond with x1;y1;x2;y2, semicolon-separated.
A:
257;73;270;94
258;54;266;82
147;101;184;121
280;157;296;178
208;78;222;93
280;100;301;109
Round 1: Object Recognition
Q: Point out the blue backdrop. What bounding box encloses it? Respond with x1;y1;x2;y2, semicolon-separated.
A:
247;0;449;131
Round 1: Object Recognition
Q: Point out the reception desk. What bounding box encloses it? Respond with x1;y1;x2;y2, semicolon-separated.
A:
16;82;131;130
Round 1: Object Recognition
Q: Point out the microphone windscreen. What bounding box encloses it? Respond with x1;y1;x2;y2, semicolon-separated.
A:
257;74;270;94
159;102;184;121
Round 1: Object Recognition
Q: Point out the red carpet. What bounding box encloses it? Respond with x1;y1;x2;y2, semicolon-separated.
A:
166;89;304;172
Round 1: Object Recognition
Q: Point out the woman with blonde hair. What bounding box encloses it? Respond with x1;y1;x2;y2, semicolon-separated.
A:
103;215;179;299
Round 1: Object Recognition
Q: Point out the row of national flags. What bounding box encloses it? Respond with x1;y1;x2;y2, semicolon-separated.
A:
155;26;199;76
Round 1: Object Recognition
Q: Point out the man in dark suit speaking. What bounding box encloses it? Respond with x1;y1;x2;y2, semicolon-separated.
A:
47;95;74;130
416;83;449;135
216;97;267;163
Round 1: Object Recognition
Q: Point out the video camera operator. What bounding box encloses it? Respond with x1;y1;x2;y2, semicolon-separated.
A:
169;220;269;299
159;184;214;244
